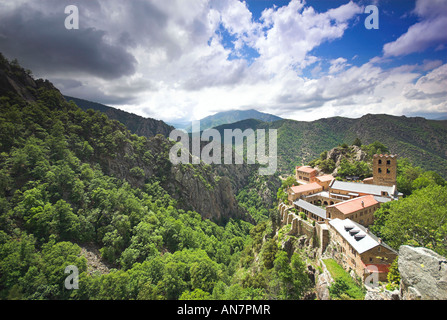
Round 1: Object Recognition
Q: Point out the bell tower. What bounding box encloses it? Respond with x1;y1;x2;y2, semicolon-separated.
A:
372;154;397;186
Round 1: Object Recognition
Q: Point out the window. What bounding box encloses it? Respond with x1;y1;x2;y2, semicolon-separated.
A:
378;168;382;173
378;159;382;164
387;160;391;165
369;257;373;262
386;168;390;174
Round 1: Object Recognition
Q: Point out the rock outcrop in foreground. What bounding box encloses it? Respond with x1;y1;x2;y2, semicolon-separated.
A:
398;245;447;300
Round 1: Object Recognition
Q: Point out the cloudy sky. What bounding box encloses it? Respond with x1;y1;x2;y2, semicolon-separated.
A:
1;0;446;123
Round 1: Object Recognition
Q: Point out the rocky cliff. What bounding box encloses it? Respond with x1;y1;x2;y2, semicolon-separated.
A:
398;245;447;300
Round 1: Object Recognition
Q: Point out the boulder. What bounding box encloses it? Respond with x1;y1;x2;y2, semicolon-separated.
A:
398;245;447;300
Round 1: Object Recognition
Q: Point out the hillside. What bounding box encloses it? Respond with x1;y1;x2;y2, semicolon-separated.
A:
0;53;321;301
211;115;447;178
64;95;174;138
183;109;282;132
0;54;259;300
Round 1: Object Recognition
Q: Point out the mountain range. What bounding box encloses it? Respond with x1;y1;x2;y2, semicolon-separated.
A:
212;115;447;178
61;96;446;179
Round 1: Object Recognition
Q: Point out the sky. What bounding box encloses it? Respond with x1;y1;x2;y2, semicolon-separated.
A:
0;0;446;123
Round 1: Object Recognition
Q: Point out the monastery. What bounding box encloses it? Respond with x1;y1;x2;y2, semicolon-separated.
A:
279;154;401;283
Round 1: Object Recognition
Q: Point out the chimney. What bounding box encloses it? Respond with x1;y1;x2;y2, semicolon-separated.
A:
378;238;382;244
361;201;364;207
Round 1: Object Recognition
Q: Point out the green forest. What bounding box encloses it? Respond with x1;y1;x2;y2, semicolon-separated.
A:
0;56;313;300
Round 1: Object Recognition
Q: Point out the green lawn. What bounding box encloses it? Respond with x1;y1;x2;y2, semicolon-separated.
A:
322;258;366;300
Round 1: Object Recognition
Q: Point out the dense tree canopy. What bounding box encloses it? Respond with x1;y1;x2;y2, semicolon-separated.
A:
370;185;447;256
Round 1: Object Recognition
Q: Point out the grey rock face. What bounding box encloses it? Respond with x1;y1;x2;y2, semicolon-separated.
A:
398;245;447;300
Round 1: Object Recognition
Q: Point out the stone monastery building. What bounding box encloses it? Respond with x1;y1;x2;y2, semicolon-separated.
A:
281;154;401;282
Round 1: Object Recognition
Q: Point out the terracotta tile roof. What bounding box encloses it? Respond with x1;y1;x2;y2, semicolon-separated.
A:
364;264;390;273
296;166;317;174
316;174;334;182
290;182;322;194
328;195;378;215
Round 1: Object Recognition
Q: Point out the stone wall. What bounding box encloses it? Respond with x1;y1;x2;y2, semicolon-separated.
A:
316;223;329;254
278;202;331;252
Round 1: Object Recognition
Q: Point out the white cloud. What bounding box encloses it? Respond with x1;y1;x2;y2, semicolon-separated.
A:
1;0;445;123
329;57;349;74
383;0;447;57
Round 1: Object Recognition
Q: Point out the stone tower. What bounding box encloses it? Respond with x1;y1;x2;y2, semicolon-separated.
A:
372;154;397;186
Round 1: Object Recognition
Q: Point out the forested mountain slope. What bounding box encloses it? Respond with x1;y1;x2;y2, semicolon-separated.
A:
64;95;174;139
0;54;255;299
212;114;447;178
0;54;320;300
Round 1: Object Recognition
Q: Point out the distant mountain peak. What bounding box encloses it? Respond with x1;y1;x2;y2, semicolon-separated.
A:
179;109;282;132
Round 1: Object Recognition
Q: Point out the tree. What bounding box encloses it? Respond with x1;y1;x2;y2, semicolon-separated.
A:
190;260;219;293
396;158;424;196
372;185;447;256
386;257;400;290
179;288;211;300
53;199;80;241
329;278;350;299
271;250;311;299
352;138;362;147
338;159;371;179
261;239;277;269
412;171;446;190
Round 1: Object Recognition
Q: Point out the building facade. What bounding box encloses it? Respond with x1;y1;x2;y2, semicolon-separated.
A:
296;165;318;183
287;182;323;204
328;218;398;282
326;195;380;227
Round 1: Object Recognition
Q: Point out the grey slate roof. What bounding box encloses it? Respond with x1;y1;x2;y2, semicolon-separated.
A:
330;180;399;199
294;199;327;219
329;218;397;254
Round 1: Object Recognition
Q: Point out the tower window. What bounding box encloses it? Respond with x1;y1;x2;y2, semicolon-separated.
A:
378;159;382;164
386;169;390;174
378;168;382;173
386;160;391;165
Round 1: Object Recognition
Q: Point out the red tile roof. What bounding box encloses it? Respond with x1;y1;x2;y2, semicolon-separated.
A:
316;174;334;182
328;194;378;215
296;166;317;174
290;182;322;194
364;264;390;273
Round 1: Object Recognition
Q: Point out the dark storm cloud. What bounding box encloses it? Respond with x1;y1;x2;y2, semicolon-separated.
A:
55;79;138;106
0;3;137;79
